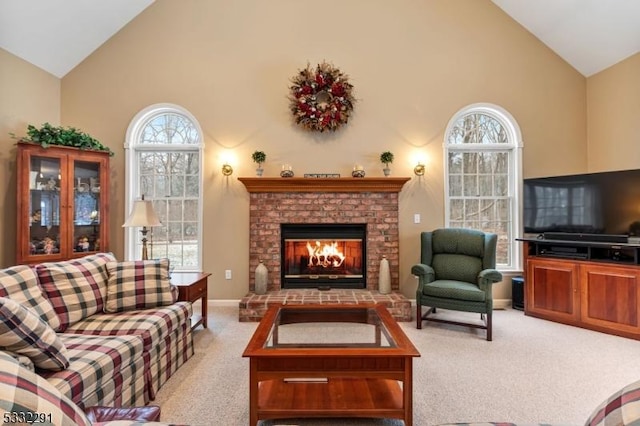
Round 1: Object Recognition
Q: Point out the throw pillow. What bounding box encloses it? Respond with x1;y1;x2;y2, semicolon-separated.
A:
0;351;90;426
105;258;173;313
0;264;60;330
4;350;35;372
0;296;69;370
585;379;640;426
36;252;116;331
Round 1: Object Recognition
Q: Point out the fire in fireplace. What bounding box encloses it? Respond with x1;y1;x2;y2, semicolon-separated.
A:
281;223;366;289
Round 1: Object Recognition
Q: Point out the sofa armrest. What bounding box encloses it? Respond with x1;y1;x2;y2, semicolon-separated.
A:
93;423;174;426
85;405;161;422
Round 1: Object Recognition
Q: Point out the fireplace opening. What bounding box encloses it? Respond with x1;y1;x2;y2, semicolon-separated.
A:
281;223;366;289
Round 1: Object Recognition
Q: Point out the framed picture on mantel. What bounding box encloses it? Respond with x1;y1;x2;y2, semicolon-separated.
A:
304;173;341;178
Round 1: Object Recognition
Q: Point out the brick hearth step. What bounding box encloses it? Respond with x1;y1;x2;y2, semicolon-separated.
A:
238;289;412;322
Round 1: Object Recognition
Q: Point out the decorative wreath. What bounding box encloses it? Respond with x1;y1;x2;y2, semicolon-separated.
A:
288;62;355;132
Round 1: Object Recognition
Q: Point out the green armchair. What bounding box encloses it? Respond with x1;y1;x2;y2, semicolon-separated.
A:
411;228;503;341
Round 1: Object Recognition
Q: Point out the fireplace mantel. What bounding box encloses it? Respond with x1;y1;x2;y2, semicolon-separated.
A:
238;177;410;193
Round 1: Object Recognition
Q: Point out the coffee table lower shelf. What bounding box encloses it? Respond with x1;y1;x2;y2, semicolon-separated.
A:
257;378;405;420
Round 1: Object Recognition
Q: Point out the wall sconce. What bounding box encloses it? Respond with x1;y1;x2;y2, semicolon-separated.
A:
220;150;236;176
221;163;233;176
414;162;426;176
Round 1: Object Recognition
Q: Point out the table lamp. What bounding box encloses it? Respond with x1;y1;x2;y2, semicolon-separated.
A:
123;195;161;260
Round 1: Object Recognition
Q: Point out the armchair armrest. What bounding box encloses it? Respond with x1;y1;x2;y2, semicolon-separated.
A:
411;263;434;278
411;263;435;294
478;268;503;294
479;268;502;283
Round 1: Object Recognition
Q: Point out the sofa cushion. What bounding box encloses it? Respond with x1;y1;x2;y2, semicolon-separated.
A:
422;279;487;302
433;228;486;257
0;297;69;370
0;264;60;330
432;253;483;284
0;351;90;426
41;333;146;409
585;379;640;426
36;253;116;331
105;259;173;313
64;302;192;353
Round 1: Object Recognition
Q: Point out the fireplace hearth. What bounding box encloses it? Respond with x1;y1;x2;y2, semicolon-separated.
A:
281;223;366;290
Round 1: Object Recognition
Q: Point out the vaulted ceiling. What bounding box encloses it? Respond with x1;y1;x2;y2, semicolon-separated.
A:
0;0;153;78
0;0;639;78
492;0;640;77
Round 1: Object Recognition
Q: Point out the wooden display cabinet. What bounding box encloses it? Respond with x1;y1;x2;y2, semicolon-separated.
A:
16;142;110;264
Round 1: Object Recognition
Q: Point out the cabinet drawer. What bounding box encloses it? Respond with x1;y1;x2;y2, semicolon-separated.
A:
178;280;207;302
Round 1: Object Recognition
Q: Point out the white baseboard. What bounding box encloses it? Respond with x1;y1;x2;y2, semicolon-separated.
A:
205;298;515;309
208;300;240;307
493;299;512;310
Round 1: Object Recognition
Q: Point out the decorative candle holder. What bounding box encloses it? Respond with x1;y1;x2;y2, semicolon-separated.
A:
351;165;365;177
280;164;294;178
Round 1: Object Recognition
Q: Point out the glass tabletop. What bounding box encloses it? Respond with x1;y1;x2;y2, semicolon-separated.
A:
264;306;396;349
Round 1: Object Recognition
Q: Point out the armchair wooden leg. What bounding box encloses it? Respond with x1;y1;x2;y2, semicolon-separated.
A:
416;304;422;329
486;312;492;341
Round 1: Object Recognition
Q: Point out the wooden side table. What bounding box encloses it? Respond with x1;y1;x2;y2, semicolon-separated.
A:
171;272;211;330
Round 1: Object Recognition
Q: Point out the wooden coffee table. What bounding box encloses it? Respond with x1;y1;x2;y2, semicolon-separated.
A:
242;304;420;425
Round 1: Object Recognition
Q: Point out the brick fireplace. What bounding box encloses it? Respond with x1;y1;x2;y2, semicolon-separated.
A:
237;177;412;321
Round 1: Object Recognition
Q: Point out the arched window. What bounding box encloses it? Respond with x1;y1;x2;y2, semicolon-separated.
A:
444;103;523;271
125;104;204;270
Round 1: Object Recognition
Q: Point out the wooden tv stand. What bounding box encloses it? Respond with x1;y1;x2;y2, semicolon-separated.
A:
520;238;640;340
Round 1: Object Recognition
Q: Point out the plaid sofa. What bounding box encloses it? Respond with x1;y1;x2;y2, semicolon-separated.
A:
0;351;178;426
0;253;194;411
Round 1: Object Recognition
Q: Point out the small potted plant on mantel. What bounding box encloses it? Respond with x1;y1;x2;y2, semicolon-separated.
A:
251;150;266;176
380;151;394;176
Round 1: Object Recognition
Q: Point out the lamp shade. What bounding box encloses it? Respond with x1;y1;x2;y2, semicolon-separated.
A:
122;199;161;228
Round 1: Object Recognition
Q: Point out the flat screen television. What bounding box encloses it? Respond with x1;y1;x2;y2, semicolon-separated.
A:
523;169;640;240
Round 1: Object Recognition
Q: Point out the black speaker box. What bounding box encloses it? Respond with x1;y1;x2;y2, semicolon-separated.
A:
512;276;524;310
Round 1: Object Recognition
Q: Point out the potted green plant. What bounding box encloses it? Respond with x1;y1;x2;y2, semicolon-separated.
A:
380;151;394;176
251;150;266;176
11;123;114;156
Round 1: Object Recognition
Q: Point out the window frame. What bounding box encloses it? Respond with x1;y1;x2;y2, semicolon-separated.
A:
124;103;204;270
443;103;523;272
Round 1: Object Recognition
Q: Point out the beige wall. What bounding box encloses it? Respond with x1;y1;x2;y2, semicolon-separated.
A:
59;0;587;300
587;52;640;172
0;48;60;267
50;0;586;300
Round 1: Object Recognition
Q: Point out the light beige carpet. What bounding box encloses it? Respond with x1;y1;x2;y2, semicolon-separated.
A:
153;305;640;426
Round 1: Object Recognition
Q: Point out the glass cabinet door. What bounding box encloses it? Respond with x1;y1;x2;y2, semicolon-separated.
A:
73;160;102;253
28;156;61;256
